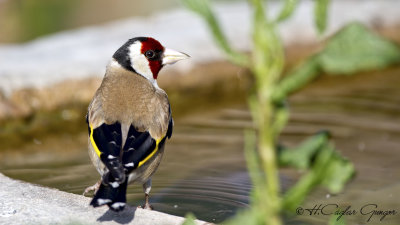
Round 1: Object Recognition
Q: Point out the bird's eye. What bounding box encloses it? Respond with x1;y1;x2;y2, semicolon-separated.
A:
145;50;155;59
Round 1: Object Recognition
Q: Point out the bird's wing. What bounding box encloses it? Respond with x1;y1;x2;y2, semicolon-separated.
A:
86;115;125;183
122;109;173;173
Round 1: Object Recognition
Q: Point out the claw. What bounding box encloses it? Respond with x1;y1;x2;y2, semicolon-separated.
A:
137;203;153;210
137;193;153;210
83;180;101;196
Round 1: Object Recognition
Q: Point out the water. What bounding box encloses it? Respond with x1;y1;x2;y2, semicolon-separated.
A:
1;66;400;224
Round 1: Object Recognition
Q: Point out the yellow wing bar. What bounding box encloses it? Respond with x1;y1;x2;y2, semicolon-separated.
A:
138;137;163;167
89;122;166;168
89;124;102;157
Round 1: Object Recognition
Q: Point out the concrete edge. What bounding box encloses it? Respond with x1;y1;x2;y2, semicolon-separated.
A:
0;173;210;225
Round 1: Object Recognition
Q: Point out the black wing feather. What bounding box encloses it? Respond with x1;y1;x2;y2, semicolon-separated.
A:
121;126;156;173
167;106;173;139
121;114;173;173
88;121;125;183
167;117;173;139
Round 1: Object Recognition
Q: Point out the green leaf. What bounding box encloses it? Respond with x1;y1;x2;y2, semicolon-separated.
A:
318;23;400;74
182;0;249;67
282;142;355;212
222;208;264;225
279;131;330;169
314;0;330;34
272;57;320;102
329;210;348;225
182;213;197;225
321;152;355;193
273;22;400;102
276;0;298;22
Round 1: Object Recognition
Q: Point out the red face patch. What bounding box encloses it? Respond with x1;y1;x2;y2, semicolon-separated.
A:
140;37;165;79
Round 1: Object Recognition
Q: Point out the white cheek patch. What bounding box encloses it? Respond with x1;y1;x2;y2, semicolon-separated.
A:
128;42;155;84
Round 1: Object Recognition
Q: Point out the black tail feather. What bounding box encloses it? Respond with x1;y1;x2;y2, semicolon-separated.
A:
90;182;117;207
90;177;128;212
107;180;128;212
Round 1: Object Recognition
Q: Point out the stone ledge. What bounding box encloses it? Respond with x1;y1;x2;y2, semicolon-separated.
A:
0;173;208;225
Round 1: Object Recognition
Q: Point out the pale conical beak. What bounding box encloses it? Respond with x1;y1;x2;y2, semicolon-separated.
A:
162;48;190;65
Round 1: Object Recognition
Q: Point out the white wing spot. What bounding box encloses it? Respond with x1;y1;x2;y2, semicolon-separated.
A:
108;155;116;159
110;182;120;188
109;141;117;146
127;148;135;151
97;198;112;205
124;162;134;167
111;202;126;209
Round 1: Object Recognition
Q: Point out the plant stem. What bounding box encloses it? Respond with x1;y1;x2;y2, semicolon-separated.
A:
248;1;284;224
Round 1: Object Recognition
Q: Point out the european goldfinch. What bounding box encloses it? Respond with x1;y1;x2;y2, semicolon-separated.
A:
84;37;189;211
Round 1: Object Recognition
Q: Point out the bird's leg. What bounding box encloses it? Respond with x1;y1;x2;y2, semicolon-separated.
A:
138;179;153;210
83;180;101;196
144;193;154;210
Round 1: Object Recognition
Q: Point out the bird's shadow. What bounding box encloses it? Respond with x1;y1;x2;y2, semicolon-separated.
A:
97;206;136;224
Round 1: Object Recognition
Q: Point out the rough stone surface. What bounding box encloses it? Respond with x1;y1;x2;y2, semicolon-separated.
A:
0;173;206;225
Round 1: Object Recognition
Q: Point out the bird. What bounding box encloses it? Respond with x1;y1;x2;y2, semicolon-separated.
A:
83;37;189;212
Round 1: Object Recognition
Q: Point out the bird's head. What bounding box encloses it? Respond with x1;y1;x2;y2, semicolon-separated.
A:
112;37;189;84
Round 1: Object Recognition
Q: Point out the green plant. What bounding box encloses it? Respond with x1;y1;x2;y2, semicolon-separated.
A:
181;0;400;224
15;0;77;42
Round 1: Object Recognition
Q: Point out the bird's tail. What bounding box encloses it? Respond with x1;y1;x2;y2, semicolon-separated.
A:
90;174;128;212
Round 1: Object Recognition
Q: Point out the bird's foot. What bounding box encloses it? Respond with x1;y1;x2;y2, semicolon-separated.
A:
138;203;154;210
83;180;101;196
138;193;153;210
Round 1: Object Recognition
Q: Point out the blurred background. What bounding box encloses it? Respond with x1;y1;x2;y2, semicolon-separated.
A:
0;0;399;224
0;0;180;43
